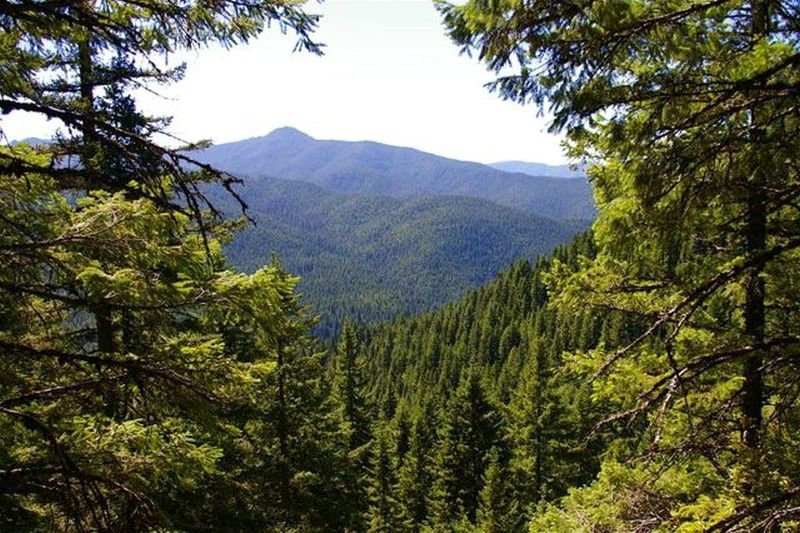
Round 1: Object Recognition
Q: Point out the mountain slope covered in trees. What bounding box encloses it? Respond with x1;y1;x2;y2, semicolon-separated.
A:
213;176;585;337
346;233;645;530
6;0;800;531
193;127;595;220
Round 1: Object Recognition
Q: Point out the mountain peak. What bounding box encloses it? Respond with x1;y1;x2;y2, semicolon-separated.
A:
265;126;313;142
193;131;595;219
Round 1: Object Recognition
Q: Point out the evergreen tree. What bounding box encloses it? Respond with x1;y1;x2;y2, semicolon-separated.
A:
1;0;320;214
505;339;597;520
396;408;437;532
0;170;312;529
439;0;800;528
429;373;503;527
0;1;324;529
477;448;517;533
394;408;413;469
365;424;402;532
195;262;356;531
334;321;372;450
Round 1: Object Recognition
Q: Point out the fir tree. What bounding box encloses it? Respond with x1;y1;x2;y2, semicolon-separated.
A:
366;424;402;532
439;0;800;527
334;321;372;450
0;1;323;529
477;448;517;533
429;373;503;527
396;407;437;531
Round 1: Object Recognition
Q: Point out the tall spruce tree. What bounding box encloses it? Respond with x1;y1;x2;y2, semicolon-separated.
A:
395;406;437;532
429;372;503;527
477;447;518;533
438;0;800;528
0;1;326;529
365;422;402;532
334;321;372;450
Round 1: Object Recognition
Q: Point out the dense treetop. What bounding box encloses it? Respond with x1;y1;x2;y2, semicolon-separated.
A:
214;175;587;338
435;0;800;528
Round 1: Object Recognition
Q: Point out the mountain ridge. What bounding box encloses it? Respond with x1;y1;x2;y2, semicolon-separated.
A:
193;127;595;220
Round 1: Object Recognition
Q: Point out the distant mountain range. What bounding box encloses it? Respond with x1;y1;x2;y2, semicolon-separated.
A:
192;127;595;220
489;160;585;179
9;137;50;147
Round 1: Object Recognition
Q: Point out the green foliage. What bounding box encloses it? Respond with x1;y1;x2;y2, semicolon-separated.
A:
0;159;317;528
365;424;402;532
395;408;437;532
477;448;518;533
0;2;372;531
437;0;800;529
428;373;504;526
8;0;800;530
352;233;645;530
216;175;587;338
1;1;320;219
334;322;372;451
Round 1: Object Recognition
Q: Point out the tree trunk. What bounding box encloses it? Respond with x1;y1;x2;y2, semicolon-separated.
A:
742;0;770;449
742;197;766;448
77;11;120;415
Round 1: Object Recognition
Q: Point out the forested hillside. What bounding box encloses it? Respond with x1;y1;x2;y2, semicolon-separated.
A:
193;127;595;220
4;0;800;531
211;176;585;337
343;232;648;530
428;0;800;529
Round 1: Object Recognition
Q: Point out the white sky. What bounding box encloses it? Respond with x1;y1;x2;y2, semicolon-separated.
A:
4;0;570;165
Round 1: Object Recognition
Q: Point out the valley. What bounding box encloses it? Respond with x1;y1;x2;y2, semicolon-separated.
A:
199;129;592;336
5;1;798;531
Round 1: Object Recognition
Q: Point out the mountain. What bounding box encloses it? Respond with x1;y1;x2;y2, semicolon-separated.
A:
489;160;585;178
212;176;587;338
10;137;50;146
193;127;595;220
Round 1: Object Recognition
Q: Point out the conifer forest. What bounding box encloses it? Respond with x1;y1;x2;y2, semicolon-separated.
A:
2;0;800;531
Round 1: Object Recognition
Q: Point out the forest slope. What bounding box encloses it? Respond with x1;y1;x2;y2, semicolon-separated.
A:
213;176;586;337
349;233;643;530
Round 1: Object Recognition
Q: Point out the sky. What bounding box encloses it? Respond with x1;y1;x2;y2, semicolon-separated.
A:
5;0;570;165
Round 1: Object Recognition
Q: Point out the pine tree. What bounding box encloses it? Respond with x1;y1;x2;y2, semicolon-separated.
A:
505;339;593;518
1;1;320;215
396;408;437;531
0;171;317;528
438;0;800;528
366;424;402;532
429;373;503;527
334;321;372;450
0;2;323;529
394;408;412;469
477;448;517;533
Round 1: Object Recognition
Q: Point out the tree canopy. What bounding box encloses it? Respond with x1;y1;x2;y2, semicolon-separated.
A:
438;0;800;528
1;0;321;223
0;2;368;530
